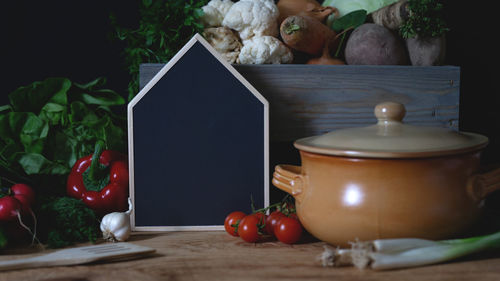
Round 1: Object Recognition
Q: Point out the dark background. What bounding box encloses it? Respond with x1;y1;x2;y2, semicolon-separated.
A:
2;1;500;217
1;1;136;97
2;1;499;150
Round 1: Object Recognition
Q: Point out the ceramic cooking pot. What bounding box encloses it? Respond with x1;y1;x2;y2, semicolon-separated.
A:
272;102;500;247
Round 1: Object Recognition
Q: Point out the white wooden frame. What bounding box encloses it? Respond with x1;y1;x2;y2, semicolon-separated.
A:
127;34;269;231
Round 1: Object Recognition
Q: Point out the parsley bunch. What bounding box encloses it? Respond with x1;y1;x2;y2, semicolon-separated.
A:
37;196;100;248
400;0;449;39
110;0;209;100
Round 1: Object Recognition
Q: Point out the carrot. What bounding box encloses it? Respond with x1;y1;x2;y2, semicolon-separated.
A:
307;51;345;65
307;38;345;65
277;0;339;24
371;0;410;30
306;27;354;65
280;15;337;56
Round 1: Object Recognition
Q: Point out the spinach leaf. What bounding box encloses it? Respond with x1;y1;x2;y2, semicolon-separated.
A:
77;89;125;106
17;153;69;175
0;112;48;154
9;78;71;114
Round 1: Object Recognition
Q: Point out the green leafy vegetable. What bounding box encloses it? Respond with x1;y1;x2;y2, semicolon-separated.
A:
400;0;448;39
37;196;100;248
110;0;209;100
331;9;367;32
0;77;126;195
8;78;71;114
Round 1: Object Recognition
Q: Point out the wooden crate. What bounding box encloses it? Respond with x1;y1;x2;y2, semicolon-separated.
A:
140;64;460;142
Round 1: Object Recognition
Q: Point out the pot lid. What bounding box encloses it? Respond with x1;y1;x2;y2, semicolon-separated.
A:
294;102;489;158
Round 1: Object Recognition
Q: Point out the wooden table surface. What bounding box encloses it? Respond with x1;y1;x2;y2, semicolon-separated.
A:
1;231;499;281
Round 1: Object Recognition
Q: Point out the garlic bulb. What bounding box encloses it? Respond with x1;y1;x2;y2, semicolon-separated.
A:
100;198;132;242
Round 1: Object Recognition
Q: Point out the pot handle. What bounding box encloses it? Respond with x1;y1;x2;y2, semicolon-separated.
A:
272;165;304;201
467;167;500;202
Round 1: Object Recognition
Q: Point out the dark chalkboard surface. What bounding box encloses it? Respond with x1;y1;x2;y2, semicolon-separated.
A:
128;34;269;230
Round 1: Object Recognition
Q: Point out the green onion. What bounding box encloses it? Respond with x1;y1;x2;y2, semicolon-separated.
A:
319;231;500;270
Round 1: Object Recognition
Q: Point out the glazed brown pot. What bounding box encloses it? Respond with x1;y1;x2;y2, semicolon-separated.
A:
272;102;500;247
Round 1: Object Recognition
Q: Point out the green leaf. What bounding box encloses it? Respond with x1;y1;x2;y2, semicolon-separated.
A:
0;105;12;114
40;102;68;126
83;115;126;152
17;153;70;175
73;77;107;91
0;114;14;142
0;112;49;154
71;78;125;106
79;90;125;106
68;101;98;124
9;78;71;113
331;9;367;32
19;116;49;154
193;8;204;18
100;118;126;152
0;142;21;162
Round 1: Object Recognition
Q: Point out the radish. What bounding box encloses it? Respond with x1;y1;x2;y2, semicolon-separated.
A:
0;182;39;245
0;196;22;221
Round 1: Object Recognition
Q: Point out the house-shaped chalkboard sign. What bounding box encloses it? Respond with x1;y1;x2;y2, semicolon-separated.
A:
128;34;269;231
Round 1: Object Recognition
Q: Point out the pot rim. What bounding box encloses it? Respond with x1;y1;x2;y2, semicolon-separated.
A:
294;132;489;159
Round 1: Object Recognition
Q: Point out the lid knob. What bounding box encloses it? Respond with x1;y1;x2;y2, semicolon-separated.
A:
375;102;406;124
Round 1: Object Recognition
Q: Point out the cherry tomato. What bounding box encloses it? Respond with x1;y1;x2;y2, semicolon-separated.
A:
10;184;35;214
265;210;286;236
224;211;246;236
238;214;265;243
0;196;21;221
275;217;303;244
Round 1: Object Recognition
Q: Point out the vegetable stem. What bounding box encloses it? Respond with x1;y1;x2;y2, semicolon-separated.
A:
320;231;500;270
284;23;301;35
334;32;346;58
88;140;105;182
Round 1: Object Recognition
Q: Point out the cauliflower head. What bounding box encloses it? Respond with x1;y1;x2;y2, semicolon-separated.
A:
200;0;235;27
222;0;279;41
203;26;242;64
239;36;293;64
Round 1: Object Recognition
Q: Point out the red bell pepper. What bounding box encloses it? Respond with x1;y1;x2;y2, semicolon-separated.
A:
67;141;129;215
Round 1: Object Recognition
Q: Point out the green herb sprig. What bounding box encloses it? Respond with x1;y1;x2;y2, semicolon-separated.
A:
400;0;449;39
37;196;100;248
110;0;208;100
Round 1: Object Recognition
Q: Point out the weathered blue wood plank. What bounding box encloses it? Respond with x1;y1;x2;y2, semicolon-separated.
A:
140;64;460;141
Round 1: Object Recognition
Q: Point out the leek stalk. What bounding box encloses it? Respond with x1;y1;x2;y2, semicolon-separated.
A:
319;231;500;270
